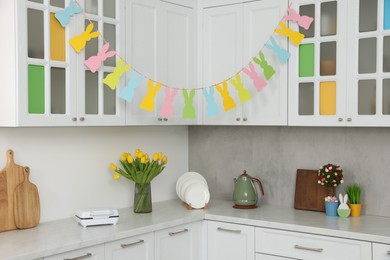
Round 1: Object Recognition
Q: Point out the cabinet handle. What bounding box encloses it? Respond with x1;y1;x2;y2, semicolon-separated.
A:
387;251;390;255
79;117;85;122
64;253;92;260
347;118;352;122
169;229;188;236
294;245;323;252
163;118;168;121
236;118;241;121
121;239;144;248
158;118;163;121
338;118;343;122
217;227;241;233
72;117;77;122
243;118;247;122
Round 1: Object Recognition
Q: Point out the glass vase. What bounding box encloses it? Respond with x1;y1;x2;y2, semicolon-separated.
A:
134;183;152;213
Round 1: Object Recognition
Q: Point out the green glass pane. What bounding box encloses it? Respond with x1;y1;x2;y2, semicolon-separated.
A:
299;44;314;77
28;65;45;114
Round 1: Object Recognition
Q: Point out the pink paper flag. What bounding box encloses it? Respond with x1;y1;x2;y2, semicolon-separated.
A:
84;43;116;73
242;62;267;92
160;87;178;117
283;7;314;30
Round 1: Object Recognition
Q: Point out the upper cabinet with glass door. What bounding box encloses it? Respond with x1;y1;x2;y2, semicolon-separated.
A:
288;0;348;126
346;0;390;126
0;0;124;126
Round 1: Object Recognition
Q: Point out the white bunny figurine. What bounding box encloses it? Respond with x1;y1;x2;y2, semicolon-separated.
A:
337;193;351;218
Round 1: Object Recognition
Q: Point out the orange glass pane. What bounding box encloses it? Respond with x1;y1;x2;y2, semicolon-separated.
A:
50;13;65;61
320;82;336;115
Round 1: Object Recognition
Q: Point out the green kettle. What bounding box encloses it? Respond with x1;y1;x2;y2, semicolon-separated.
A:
233;170;264;209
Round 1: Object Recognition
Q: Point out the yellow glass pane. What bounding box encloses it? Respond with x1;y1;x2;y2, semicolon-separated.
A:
50;13;65;61
320;82;336;115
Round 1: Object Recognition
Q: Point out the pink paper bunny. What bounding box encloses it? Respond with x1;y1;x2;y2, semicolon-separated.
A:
160;87;178;117
84;43;116;73
283;7;314;30
242;62;267;92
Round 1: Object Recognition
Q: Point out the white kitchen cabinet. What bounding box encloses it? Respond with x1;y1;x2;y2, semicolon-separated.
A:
255;254;291;260
125;0;198;125
289;0;390;126
201;0;288;125
105;232;154;260
207;220;255;260
373;243;390;260
1;0;125;126
44;244;104;260
255;227;372;260
154;221;206;260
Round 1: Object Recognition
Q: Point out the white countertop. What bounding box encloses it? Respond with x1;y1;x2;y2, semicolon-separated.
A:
1;199;390;260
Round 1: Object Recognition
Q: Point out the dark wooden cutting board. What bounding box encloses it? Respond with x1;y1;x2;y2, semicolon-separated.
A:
294;169;334;212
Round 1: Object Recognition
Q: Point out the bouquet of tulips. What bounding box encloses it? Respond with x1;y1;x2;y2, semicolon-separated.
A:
110;149;168;184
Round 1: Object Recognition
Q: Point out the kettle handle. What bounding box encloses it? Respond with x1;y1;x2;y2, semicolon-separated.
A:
252;178;265;196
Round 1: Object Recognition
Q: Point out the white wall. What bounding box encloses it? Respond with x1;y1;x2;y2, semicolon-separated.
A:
0;126;188;222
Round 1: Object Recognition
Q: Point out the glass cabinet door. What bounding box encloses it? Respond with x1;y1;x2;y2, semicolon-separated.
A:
347;0;390;126
19;0;77;126
77;0;125;125
288;0;348;126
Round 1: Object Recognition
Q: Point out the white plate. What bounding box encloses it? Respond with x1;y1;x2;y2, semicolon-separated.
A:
184;183;210;209
176;172;207;200
180;178;208;202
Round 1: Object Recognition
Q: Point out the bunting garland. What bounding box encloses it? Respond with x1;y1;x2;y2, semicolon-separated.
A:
55;1;314;119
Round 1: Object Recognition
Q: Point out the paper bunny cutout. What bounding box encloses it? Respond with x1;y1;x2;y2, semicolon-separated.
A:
55;0;82;27
283;7;314;30
182;89;196;119
119;70;144;103
103;59;131;90
266;37;291;64
242;62;267;92
229;74;252;104
84;43;116;73
140;80;161;112
337;193;351;217
253;52;275;80
160;87;178;117
202;88;219;117
69;23;100;53
215;81;236;111
275;21;304;46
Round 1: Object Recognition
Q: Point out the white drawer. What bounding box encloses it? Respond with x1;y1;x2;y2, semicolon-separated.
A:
373;243;390;260
255;227;371;260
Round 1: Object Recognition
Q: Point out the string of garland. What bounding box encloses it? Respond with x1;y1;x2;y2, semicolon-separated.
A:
55;1;313;118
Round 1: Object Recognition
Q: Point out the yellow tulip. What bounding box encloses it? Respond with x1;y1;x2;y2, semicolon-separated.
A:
141;157;147;164
161;155;168;164
110;163;117;171
152;153;159;161
145;154;149;160
158;152;163;160
137;151;144;159
113;173;121;180
121;154;127;161
127;154;134;164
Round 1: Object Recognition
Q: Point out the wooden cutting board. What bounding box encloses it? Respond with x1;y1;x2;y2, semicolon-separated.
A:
294;169;334;212
14;167;40;229
0;150;25;232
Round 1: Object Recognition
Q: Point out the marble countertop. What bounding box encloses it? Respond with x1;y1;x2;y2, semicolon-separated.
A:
1;199;390;260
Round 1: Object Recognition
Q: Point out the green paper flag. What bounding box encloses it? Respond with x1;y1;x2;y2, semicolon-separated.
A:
182;89;196;119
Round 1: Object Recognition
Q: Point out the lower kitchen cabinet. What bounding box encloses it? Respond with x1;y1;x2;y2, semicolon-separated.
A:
255;254;292;260
154;221;205;260
373;243;390;260
207;220;255;260
44;244;104;260
105;232;154;260
255;227;371;260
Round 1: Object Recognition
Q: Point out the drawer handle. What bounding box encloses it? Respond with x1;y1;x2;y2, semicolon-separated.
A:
121;239;144;248
217;227;242;233
169;229;189;236
64;253;92;260
294;245;323;252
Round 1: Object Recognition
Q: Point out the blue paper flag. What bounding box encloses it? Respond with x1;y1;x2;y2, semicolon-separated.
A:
266;37;290;64
119;70;144;103
202;87;219;117
54;0;82;27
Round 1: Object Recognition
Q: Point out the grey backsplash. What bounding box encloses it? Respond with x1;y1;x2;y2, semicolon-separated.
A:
189;126;390;217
